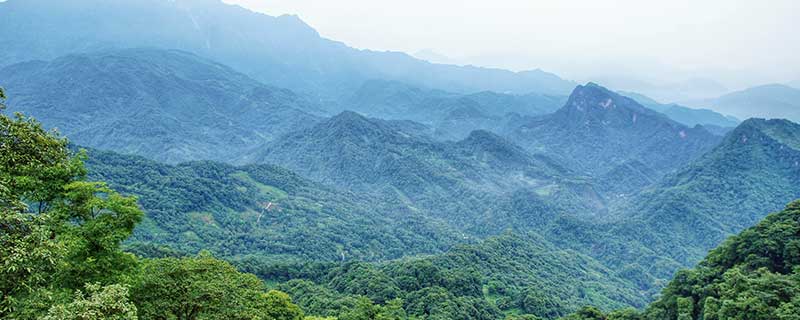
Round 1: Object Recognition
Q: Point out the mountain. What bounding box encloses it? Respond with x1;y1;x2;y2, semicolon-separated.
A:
699;84;800;122
346;80;566;139
248;111;609;232
789;79;800;89
507;83;722;187
84;148;464;262
641;200;800;319
0;0;577;101
617;118;800;265
620;91;739;129
0;48;322;163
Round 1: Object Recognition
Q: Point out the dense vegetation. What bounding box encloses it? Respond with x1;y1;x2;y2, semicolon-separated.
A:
0;98;309;319
84;148;462;261
237;232;648;319
561;200;800;320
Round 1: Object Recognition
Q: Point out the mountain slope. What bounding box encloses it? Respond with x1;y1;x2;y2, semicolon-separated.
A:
617;118;800;264
508;83;721;186
641;200;800;320
250;111;604;231
247;233;650;319
84;148;462;261
0;48;322;163
0;0;576;101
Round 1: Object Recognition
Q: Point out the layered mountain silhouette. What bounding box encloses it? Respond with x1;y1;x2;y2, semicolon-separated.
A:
620;91;739;129
0;48;322;163
0;0;576;101
346;80;566;139
697;84;800;122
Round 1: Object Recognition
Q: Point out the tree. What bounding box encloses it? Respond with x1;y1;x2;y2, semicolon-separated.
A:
130;251;301;320
1;97;141;317
43;283;137;320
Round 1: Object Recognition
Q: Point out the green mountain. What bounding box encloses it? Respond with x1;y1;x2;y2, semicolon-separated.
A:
508;83;721;188
0;0;576;101
0;48;322;163
641;200;800;319
620;91;739;129
84;148;463;262
82;147;652;319
248;111;605;231
617;118;800;265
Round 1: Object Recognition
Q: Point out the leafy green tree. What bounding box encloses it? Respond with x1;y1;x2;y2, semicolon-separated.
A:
1;99;139;316
130;251;301;320
249;290;305;320
43;283;137;320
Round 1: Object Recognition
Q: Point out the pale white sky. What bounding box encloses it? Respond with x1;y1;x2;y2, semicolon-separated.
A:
225;0;798;90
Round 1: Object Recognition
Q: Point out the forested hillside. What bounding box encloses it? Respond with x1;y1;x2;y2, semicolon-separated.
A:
0;48;322;163
84;149;462;261
0;101;309;319
615;118;800;265
561;201;800;320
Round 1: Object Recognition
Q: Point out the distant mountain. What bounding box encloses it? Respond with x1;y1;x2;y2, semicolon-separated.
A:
507;83;721;187
699;84;800;122
789;79;800;89
85;148;463;261
619;118;800;264
346;80;566;139
0;0;576;102
620;91;739;129
0;48;322;163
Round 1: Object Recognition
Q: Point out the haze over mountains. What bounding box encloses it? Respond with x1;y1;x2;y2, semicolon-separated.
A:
2;0;799;319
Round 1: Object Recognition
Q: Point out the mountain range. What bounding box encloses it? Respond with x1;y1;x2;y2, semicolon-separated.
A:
0;48;322;163
2;0;800;318
0;0;576;102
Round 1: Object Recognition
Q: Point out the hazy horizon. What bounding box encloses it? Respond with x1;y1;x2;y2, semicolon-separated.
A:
225;0;799;99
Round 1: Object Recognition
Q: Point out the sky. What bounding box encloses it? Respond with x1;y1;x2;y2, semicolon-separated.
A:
224;0;798;96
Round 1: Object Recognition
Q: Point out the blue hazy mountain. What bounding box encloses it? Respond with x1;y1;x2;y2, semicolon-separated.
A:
346;80;567;139
0;0;577;102
507;83;722;185
696;84;800;122
0;48;323;163
619;91;739;129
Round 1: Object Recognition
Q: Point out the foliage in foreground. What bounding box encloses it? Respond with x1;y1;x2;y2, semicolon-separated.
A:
0;98;305;319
